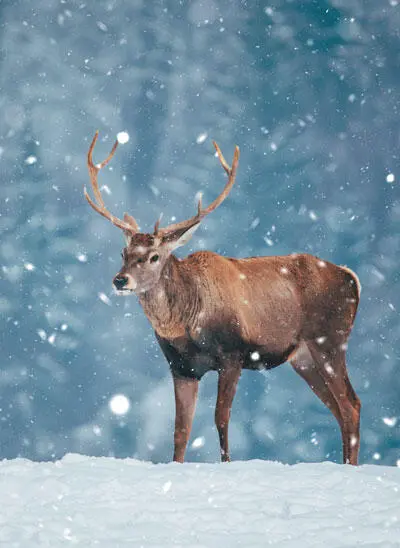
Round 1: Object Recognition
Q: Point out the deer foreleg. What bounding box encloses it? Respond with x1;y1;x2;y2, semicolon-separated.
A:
215;365;241;462
172;376;199;463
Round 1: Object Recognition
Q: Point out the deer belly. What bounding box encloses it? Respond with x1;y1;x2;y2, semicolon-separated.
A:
156;324;296;380
242;344;296;371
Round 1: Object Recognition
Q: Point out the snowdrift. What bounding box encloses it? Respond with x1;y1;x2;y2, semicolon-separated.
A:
0;455;398;547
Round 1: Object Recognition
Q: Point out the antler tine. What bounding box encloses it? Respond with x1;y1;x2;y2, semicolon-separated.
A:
197;193;203;215
200;142;239;217
212;141;231;175
154;213;163;236
156;142;239;236
83;187;136;231
85;131;138;234
87;131;119;208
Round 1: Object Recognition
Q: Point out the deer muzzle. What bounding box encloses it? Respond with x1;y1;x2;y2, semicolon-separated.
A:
113;273;137;293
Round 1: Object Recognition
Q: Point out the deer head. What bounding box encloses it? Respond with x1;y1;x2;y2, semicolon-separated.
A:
84;131;239;294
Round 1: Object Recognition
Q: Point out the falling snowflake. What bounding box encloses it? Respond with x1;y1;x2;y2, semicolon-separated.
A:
109;394;130;416
324;362;334;376
191;437;205;449
150;185;160;197
37;329;47;341
97;21;108;32
386;173;395;184
25;155;37;165
196;132;208;144
311;432;318;446
98;293;112;306
264;236;274;246
382;417;397;427
117;131;129;144
100;185;111;195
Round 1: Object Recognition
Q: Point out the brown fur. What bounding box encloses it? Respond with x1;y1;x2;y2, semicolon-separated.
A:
85;134;361;465
134;250;361;464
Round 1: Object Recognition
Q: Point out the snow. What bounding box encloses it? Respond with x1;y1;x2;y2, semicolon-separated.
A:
386;173;395;184
76;253;87;263
117;131;130;145
264;236;274;246
191;436;205;449
0;456;399;547
98;292;112;306
382;417;398;427
196;132;208;144
24;155;37;165
109;394;131;416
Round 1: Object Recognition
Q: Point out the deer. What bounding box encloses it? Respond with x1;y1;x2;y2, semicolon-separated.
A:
84;131;361;465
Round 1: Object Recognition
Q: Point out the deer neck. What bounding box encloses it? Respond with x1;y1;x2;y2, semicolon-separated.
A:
139;255;199;339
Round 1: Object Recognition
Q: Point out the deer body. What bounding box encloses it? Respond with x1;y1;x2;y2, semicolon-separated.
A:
141;251;358;377
84;132;361;465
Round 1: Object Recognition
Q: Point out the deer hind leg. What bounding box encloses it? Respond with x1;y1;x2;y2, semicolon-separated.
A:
215;364;242;462
290;341;360;465
308;341;361;465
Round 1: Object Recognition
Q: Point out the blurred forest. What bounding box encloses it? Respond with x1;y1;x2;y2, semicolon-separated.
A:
0;0;399;465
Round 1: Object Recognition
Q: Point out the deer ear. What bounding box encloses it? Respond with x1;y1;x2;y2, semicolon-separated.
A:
123;230;132;246
162;223;201;251
123;213;138;245
123;213;139;231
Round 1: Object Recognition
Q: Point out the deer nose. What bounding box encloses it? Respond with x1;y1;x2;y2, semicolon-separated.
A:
113;275;129;290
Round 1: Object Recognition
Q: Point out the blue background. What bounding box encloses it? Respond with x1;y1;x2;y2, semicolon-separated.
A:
0;0;399;465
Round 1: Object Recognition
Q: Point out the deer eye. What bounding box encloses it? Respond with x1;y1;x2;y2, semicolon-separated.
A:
150;254;159;263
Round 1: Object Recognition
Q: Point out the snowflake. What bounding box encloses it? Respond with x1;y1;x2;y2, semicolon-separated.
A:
117;131;129;144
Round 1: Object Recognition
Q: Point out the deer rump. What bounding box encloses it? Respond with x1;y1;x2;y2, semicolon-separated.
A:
155;251;360;381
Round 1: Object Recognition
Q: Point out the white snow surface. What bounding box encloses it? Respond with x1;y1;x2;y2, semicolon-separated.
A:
1;456;399;547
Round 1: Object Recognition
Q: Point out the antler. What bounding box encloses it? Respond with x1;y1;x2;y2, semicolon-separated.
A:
156;141;240;236
84;131;139;233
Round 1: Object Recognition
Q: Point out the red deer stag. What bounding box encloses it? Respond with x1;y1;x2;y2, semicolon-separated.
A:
84;131;361;465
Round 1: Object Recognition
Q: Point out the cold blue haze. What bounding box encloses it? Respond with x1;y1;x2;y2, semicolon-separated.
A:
0;0;399;465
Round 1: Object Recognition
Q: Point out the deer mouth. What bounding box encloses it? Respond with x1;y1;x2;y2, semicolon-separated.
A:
113;287;135;296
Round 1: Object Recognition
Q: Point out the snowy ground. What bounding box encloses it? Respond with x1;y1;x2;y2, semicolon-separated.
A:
0;456;399;547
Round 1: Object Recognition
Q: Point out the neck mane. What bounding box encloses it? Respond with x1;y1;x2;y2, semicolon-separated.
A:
139;254;200;339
